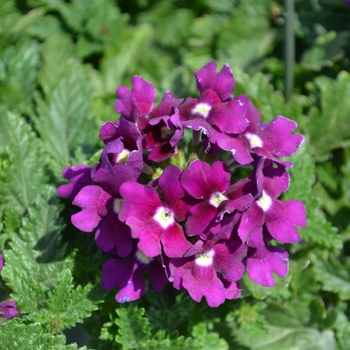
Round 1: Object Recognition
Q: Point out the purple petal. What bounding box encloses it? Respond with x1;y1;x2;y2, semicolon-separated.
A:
150;91;183;119
266;200;306;243
57;165;92;200
238;203;264;243
207;100;249;134
216;135;253;165
0;301;18;319
71;186;112;232
162;224;193;258
180;160;230;199
95;216;133;257
260;116;305;157
245;245;289;287
195;62;235;102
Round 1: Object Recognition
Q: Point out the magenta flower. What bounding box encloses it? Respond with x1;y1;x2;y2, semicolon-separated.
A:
119;166;192;258
0;301;18;319
170;238;246;307
102;249;168;303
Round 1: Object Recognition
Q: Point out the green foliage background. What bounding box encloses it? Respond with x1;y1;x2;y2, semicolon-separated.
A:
0;0;350;348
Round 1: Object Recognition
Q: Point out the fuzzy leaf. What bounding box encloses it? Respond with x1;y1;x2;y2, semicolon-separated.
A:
0;321;83;349
308;71;350;160
115;305;152;348
0;113;47;215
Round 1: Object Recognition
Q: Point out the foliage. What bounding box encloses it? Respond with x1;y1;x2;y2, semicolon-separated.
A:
1;0;350;348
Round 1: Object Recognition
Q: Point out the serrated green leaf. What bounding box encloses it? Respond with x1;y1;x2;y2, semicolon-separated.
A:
35;41;96;168
191;322;228;350
283;142;342;250
1;187;71;312
311;253;350;300
45;269;97;329
0;113;47;214
100;23;153;96
115;305;152;349
308;71;350;160
0;320;81;349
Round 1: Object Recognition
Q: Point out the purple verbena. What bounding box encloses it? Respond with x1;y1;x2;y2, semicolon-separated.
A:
58;61;306;307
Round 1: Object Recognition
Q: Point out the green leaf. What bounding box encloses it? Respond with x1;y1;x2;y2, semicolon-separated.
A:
233;301;337;350
283;142;342;250
99;23;153;96
311;253;350;300
115;305;152;349
34;37;96;168
307;71;350;160
0;320;82;349
1;187;70;312
44;269;97;329
0;113;47;215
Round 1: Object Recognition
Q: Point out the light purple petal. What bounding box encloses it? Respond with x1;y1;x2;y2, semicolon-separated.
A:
162;224;193;258
238;203;264;243
216;135;253;165
0;301;18;319
245;245;289;287
71;186;112;232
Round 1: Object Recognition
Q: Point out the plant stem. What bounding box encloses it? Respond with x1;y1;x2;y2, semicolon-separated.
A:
284;0;295;102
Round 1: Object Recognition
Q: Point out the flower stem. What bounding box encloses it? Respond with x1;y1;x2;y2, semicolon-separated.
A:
283;0;295;102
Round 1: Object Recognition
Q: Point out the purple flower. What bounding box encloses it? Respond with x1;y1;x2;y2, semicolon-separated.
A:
102;249;168;303
57;165;92;200
0;301;18;319
119;166;192;258
170;238;246;307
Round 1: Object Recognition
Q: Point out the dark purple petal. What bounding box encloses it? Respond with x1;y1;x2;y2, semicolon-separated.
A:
238;203;264;243
216;135;253;165
150;91;183;119
245;245;289;287
93;164;136;197
0;301;18;319
195;62;235;102
186;201;218;238
57;165;92;200
71;186;112;232
207;100;249;134
95;216;133;257
115;76;155;120
213;240;247;282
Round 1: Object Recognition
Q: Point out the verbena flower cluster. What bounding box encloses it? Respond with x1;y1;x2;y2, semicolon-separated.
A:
58;62;306;307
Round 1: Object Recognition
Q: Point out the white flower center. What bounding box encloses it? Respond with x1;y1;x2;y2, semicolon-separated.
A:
192;103;212;118
117;149;130;163
209;192;228;208
195;250;215;267
245;133;263;148
135;250;153;264
113;198;124;213
153;207;174;229
257;191;272;212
